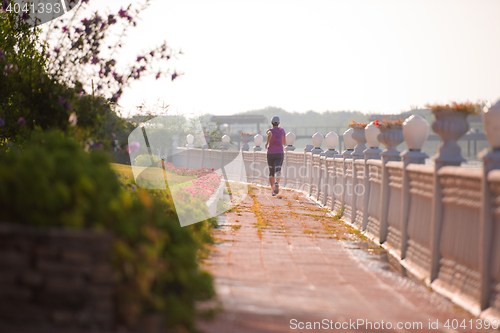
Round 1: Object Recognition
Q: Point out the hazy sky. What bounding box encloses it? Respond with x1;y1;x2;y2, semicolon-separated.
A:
82;0;500;116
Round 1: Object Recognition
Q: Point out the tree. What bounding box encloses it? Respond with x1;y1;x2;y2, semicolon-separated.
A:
0;0;180;148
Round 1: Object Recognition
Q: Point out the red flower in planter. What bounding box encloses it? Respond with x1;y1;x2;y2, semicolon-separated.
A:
374;119;379;126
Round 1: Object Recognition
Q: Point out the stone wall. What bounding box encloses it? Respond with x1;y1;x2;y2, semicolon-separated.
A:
0;223;113;332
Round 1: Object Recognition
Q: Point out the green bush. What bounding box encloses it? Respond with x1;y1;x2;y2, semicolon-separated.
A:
0;130;215;331
134;154;161;167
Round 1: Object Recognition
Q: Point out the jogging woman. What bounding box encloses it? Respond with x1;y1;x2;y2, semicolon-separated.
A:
264;115;286;196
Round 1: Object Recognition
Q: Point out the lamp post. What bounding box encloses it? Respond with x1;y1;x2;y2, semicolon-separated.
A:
400;114;430;260
253;134;263;151
286;132;296;151
401;114;430;165
186;134;194;148
221;134;230;150
311;132;324;154
364;122;382;160
325;131;339;157
342;128;355;158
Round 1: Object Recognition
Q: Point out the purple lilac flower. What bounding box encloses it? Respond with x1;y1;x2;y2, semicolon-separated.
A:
91;143;102;150
156;72;161;80
118;9;127;18
0;117;5;127
0;48;4;60
127;141;140;154
18;117;26;126
22;12;29;21
91;57;99;65
171;72;178;81
59;97;66;104
62;26;69;33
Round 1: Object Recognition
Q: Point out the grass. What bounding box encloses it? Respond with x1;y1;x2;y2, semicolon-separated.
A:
112;163;194;188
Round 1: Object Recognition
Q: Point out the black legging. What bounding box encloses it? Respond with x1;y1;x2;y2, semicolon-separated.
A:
267;153;284;177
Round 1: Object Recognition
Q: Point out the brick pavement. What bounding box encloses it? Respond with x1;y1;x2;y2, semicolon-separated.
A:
198;185;491;333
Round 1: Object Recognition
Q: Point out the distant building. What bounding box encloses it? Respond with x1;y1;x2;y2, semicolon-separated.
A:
210;115;268;133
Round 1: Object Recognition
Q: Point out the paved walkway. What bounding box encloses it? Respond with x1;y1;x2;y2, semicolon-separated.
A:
198;185;489;333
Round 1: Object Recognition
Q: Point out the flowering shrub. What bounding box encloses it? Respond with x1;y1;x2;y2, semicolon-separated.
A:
159;162;222;202
0;130;216;331
425;102;481;116
134;153;160;167
158;161;215;177
0;0;180;148
180;172;222;201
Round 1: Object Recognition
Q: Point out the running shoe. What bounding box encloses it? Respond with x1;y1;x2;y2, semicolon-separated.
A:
274;182;279;195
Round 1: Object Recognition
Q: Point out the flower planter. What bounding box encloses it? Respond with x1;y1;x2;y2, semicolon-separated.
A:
202;135;210;148
240;134;253;151
351;126;367;159
377;125;404;160
431;109;469;165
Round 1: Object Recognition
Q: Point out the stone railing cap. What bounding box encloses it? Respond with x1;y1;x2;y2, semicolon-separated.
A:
406;164;434;174
366;159;383;166
437;166;482;179
386;161;404;169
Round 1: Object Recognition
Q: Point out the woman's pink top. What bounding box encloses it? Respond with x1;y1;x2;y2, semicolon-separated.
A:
267;127;285;154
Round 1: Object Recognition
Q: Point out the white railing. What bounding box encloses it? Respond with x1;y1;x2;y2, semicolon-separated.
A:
169;109;500;320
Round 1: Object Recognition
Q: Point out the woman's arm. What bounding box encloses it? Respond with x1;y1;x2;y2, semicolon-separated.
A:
265;130;272;149
282;129;286;146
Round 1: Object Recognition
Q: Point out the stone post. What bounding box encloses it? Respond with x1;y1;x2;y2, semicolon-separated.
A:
400;115;430;259
377;125;404;244
429;109;469;281
284;132;296;188
479;100;500;310
361;122;381;230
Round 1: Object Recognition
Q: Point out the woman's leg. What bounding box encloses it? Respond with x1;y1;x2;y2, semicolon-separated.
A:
273;154;284;194
267;154;276;190
269;176;275;189
275;154;284;184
